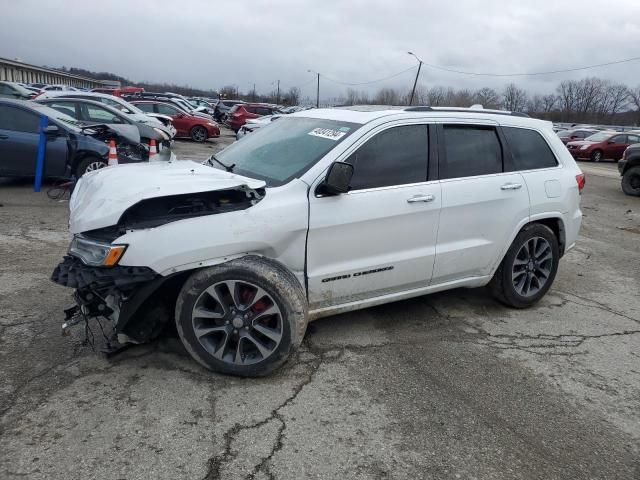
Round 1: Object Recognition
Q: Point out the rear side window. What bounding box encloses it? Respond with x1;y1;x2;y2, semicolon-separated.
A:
441;125;502;179
135;103;154;113
346;125;429;190
0;105;40;133
627;134;640;144
503;127;558;171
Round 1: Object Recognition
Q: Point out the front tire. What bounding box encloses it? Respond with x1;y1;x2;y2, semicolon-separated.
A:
490;223;559;309
621;166;640;196
75;156;107;178
591;149;603;162
190;125;208;142
175;256;308;377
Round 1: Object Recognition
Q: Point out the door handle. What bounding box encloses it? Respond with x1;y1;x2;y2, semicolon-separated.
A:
407;194;435;203
501;183;522;191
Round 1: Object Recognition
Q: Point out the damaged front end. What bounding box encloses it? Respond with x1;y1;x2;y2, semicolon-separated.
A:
52;161;267;352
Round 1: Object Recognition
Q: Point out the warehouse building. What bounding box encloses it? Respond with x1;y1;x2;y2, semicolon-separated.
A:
0;57;105;89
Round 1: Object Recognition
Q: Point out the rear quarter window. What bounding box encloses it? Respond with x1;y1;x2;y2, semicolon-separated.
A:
503;127;558;171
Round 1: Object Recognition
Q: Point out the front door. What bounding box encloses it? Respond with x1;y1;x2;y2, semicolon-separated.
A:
604;134;628;160
0;105;68;177
432;124;530;283
307;124;441;309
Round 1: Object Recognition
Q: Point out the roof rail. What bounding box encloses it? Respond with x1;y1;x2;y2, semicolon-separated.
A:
404;106;529;118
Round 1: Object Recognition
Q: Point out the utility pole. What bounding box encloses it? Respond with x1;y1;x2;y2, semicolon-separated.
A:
408;51;424;106
276;79;280;105
252;83;256;102
308;70;320;108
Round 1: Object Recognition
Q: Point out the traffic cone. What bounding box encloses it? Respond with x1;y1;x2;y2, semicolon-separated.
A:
149;138;158;161
107;140;118;166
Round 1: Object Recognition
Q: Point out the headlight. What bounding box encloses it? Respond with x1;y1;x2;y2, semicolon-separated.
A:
580;145;589;150
69;235;127;267
207;122;218;127
153;127;169;140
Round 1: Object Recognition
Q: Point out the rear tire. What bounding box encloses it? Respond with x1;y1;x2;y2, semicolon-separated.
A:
490;223;559;309
190;126;208;142
621;166;640;196
591;149;603;162
75;156;107;178
175;256;308;377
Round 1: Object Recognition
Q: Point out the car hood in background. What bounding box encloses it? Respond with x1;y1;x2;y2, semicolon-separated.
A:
566;140;595;148
69;160;266;233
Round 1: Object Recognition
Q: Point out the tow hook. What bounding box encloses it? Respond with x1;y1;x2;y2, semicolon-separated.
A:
61;304;81;336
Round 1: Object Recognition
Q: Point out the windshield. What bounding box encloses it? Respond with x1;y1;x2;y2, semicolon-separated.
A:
215;117;358;187
585;132;613;142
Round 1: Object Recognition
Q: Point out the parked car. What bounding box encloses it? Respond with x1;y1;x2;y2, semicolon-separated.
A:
129;100;220;142
123;92;212;119
34;91;176;137
36;98;172;151
556;128;598;145
0;99;154;178
0;81;33;100
226;103;281;132
41;85;79;92
236;114;281;140
51;106;583;376
214;99;245;122
91;86;144;97
188;97;215;115
566;131;640;162
618;143;640;196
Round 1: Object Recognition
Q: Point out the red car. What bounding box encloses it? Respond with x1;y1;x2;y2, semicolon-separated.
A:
226;103;280;132
557;128;598;145
566;131;640;162
131;100;220;142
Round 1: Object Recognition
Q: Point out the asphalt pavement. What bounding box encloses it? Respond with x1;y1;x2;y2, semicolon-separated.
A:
0;136;638;480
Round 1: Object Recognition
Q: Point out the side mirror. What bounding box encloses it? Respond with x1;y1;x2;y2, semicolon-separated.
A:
319;162;353;195
43;125;60;135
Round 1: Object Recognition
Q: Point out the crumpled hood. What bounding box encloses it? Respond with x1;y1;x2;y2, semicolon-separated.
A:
69;160;265;234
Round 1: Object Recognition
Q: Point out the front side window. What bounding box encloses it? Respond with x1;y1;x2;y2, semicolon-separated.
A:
346;125;429;190
441;125;502;179
215;117;358;187
503;127;558;171
0;106;39;133
611;135;626;144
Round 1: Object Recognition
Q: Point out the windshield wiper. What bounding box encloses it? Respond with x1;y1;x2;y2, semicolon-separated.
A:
207;154;235;172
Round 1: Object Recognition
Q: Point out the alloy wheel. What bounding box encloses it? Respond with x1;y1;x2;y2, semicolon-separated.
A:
511;236;553;297
191;280;283;365
192;127;207;142
86;161;107;172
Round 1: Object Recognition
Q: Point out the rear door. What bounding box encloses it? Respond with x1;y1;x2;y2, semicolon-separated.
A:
432;123;530;283
0;105;68;177
307;123;441;309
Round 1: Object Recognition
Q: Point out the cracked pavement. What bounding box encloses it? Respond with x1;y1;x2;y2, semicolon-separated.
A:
1;144;639;479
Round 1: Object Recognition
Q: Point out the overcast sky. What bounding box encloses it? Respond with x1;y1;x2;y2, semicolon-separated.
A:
2;0;640;101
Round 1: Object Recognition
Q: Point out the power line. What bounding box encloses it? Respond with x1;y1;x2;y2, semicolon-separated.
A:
319;65;418;86
418;55;640;77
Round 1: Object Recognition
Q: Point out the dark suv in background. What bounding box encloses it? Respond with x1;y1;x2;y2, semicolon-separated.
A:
618;141;640;196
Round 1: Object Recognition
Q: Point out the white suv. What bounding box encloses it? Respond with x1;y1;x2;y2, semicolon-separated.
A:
52;106;584;376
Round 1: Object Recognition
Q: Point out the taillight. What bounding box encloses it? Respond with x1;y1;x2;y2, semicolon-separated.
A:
575;173;586;194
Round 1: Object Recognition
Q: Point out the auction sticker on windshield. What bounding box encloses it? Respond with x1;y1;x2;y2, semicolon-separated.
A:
308;127;347;141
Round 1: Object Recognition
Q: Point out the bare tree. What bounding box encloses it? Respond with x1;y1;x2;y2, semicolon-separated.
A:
375;87;400;105
426;86;447;106
502;83;528;112
474;87;500;109
283;87;301;106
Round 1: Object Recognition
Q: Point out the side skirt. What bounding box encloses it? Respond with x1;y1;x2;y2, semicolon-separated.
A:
308;275;491;321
